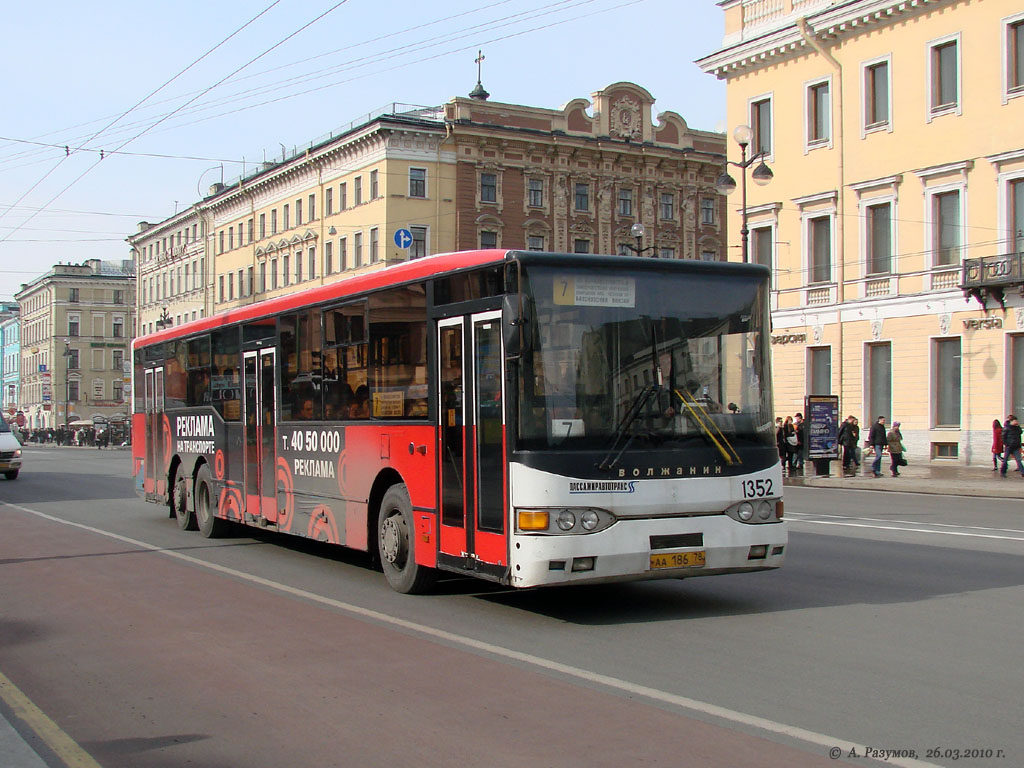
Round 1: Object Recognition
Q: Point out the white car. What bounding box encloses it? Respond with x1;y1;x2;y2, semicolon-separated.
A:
0;414;23;479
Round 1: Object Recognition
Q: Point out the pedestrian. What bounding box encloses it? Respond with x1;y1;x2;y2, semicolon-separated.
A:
886;421;905;477
998;415;1024;477
868;415;887;478
793;413;806;474
991;419;1004;471
837;415;861;475
775;417;786;466
782;415;797;474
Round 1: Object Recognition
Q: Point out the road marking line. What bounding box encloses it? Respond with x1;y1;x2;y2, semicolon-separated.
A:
3;501;941;768
0;668;104;768
788;518;1024;541
787;512;1024;535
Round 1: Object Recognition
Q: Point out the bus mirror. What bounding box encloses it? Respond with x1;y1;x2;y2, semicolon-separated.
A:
502;294;531;356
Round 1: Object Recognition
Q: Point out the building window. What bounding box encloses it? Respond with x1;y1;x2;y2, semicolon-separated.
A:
933;190;961;267
113;350;124;370
410;226;427;259
325;188;333;216
295;252;302;283
930;38;959;114
68;380;79;402
259;213;266;239
271;209;278;235
807;79;831;145
480;173;497;203
259;261;266;293
700;250;717;262
339;237;348;271
271;258;279;290
867;342;892;425
480;231;497;249
573;239;590;254
354;177;362;206
864;60;890;129
660;193;674;220
659;247;676;259
866;201;892;275
325;242;333;274
218;230;225;253
1011;179;1024;254
354;232;362;266
296;198;303;226
247;266;254;296
809;215;832;284
113;317;124;338
751;96;772;156
283;254;290;286
228;271;235;300
409;168;426;198
283;204;290;230
934;337;961;427
528;179;543;207
370;170;378;200
528;235;544;251
308;193;316;220
339;183;347;210
69;288;79;302
700;197;715;225
809;347;832;395
67;348;80;370
370;228;379;263
575;183;589;211
752;225;773;270
618;189;633;217
1008;18;1024;95
1010;335;1024;418
68;316;80;336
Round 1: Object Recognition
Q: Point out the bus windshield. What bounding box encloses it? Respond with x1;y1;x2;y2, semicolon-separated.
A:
516;264;775;457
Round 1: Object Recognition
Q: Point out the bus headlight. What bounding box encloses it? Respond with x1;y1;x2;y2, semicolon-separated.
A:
514;507;615;534
737;502;754;521
518;510;549;531
757;500;772;520
580;510;600;531
556;510;576;531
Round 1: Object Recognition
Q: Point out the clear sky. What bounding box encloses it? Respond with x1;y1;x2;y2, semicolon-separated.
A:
0;0;727;301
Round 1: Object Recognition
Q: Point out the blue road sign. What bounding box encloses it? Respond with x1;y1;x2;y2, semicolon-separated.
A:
394;228;413;249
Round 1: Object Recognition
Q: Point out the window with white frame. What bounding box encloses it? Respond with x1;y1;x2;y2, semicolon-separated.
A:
808;215;832;284
865;200;893;275
750;96;772;156
528;179;544;207
929;36;960;116
660;193;674;220
931;189;962;267
68;314;80;337
370;228;379;263
659;247;676;259
354;177;362;206
864;58;891;130
480;173;497;203
1011;177;1024;254
806;78;831;146
808;347;832;395
527;235;544;251
1007;16;1024;98
751;225;773;271
700;197;715;225
113;317;124;338
409;168;426;198
410;226;427;259
1010;335;1024;417
618;189;633;217
573;239;590;254
480;231;498;249
354;232;363;266
370;170;379;200
339;237;348;270
325;241;333;274
934;337;961;427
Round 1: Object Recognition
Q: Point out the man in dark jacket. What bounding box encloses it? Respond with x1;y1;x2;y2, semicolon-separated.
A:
837;416;861;475
999;415;1024;477
868;416;887;478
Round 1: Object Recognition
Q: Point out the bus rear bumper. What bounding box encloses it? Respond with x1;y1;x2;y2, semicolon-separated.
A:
508;515;786;588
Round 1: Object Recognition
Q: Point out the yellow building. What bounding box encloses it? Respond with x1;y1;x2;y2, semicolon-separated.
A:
699;0;1024;464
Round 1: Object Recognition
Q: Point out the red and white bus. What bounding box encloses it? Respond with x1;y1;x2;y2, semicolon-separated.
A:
133;250;785;592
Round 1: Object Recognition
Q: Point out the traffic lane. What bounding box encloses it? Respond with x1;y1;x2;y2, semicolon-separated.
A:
3;447;135;506
1;510;844;768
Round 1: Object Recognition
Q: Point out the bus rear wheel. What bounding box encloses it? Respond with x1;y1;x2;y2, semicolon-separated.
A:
378;484;436;594
195;464;227;538
172;471;197;530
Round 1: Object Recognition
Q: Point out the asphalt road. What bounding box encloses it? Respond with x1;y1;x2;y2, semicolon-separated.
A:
1;447;1021;768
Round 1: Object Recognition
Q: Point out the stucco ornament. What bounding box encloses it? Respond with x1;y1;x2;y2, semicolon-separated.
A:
939;313;951;335
871;320;882;341
1016;307;1024;330
813;325;823;344
611;96;642;140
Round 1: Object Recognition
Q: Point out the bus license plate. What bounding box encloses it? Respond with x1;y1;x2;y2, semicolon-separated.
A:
649;551;706;570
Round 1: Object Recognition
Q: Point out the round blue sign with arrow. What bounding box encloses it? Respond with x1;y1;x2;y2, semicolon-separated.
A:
394;228;413;249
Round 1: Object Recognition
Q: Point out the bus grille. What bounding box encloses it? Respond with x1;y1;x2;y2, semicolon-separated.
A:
650;533;703;550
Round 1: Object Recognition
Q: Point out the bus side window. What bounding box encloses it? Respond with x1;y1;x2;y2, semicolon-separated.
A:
186;336;211;406
211;328;241;421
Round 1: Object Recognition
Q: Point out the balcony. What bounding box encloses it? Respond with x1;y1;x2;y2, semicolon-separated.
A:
961;253;1024;310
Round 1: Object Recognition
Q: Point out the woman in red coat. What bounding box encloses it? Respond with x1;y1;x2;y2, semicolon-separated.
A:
992;419;1004;470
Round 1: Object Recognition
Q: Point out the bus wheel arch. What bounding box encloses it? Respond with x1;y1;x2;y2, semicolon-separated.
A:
372;474;436;594
194;461;228;538
170;457;197;530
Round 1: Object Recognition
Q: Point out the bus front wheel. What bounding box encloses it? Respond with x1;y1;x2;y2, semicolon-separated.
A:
378;484;436;594
172;471;197;530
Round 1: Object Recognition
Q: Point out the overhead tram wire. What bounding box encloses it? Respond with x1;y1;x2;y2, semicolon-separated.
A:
0;0;352;247
0;1;284;228
0;0;618;170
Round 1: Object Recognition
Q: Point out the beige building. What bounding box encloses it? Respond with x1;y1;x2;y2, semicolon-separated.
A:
130;85;730;334
16;260;136;429
699;0;1024;464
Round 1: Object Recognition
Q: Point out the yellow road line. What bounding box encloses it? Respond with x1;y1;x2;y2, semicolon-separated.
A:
0;668;103;768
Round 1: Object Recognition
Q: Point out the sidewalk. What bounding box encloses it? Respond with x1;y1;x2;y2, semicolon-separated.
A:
784;459;1024;498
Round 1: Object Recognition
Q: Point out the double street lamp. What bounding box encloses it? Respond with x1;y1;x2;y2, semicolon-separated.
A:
715;124;774;263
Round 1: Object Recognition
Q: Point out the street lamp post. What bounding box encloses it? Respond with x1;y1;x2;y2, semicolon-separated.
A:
62;338;71;428
625;222;655;257
715;124;774;263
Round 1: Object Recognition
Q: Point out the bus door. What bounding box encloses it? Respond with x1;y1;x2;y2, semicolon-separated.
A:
144;366;163;495
243;349;278;523
437;311;508;573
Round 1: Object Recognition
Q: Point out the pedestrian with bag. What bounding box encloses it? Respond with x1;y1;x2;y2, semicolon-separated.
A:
837;416;861;475
868;415;887;478
999;415;1024;477
793;413;806;474
782;415;798;474
886;421;906;477
991;419;1004;471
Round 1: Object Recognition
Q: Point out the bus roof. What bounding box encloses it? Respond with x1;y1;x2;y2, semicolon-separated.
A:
135;249;770;347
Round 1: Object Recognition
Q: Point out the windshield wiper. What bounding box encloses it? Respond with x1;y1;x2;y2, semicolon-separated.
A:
596;384;658;471
672;388;741;465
